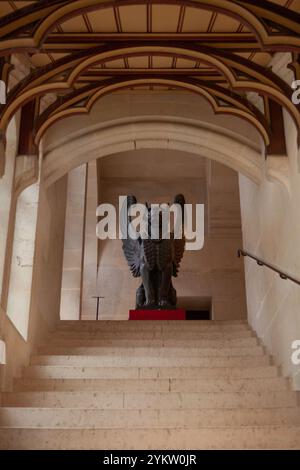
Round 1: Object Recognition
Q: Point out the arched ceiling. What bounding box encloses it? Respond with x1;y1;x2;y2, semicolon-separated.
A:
0;0;300;166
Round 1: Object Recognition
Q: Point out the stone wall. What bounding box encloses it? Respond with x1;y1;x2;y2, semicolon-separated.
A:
6;182;39;339
42;93;263;187
239;111;300;390
0;116;19;300
239;52;300;390
0;175;67;391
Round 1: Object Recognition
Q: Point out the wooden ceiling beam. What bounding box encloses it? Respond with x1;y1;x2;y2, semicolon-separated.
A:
1;42;295;130
289;53;300;81
18;98;39;156
42;32;261;53
0;56;13;84
44;32;257;43
78;69;224;78
1;0;299;36
1;42;298;149
0;0;300;55
264;96;287;156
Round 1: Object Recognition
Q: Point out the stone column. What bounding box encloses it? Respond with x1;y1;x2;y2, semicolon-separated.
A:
6;181;39;340
0;117;19;304
60;164;87;320
81;161;98;319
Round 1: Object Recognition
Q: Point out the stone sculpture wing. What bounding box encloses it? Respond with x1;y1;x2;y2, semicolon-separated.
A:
121;194;141;277
172;236;185;277
172;193;186;277
122;237;141;278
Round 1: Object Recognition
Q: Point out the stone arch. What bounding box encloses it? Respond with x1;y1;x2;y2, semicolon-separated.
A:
42;116;263;187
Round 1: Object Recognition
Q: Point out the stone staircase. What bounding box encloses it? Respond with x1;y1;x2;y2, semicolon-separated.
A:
0;320;300;449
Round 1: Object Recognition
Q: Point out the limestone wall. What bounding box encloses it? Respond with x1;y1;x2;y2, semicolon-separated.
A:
0;116;19;300
239;52;300;390
42;93;263;187
239;110;300;390
0;175;67;391
6;182;39;340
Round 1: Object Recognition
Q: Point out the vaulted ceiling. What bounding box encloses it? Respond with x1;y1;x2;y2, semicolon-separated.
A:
0;0;300;164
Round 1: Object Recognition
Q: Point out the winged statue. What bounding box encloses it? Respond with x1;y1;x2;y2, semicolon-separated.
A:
122;194;186;309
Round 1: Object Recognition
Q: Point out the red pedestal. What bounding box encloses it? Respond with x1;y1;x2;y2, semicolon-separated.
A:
129;309;186;320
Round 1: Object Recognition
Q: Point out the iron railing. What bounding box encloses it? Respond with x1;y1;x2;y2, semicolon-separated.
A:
237;249;300;286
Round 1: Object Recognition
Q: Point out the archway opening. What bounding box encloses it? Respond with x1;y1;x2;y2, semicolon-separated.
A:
59;148;247;321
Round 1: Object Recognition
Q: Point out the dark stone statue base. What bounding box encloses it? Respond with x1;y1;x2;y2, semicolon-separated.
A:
129;309;186;320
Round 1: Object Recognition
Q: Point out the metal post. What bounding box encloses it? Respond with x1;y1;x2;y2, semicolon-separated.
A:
92;296;104;320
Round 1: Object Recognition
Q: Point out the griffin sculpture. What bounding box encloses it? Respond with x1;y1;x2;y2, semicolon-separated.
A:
122;194;186;309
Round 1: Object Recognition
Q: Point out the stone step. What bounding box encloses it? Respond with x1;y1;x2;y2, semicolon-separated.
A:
23;365;279;380
42;337;259;348
1;318;298;451
13;376;288;393
1;426;300;449
36;346;265;357
56;320;249;332
2;390;297;409
30;354;271;368
51;330;254;340
1;407;300;429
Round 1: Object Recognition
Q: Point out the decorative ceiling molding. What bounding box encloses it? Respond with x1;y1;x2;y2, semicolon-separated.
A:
33;76;271;146
0;44;297;139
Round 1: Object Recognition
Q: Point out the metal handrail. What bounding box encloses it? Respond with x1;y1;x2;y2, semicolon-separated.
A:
237;249;300;286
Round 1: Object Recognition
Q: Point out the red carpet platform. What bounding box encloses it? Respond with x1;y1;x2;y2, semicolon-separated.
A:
129;309;186;320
